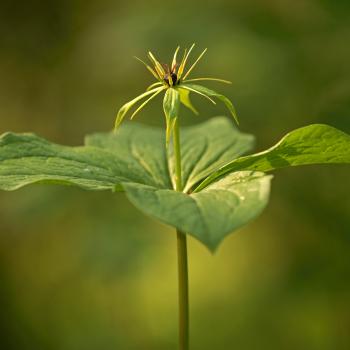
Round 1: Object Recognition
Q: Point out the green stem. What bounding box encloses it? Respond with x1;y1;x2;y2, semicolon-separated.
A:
173;118;189;350
177;229;189;350
173;118;182;192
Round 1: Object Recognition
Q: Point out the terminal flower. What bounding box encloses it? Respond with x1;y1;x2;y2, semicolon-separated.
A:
115;44;238;142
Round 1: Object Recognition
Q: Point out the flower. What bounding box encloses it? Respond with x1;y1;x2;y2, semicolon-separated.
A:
115;44;238;142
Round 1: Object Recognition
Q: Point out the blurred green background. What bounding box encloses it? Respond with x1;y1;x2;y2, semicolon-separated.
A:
0;0;349;349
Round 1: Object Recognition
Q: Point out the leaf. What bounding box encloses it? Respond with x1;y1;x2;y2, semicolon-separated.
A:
2;118;348;251
168;117;255;192
0;117;250;194
0;133;120;191
181;83;239;124
196;124;350;191
0;117;257;250
86;123;171;190
0;124;172;192
123;171;272;252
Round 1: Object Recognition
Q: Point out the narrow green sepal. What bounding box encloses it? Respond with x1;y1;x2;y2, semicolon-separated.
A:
115;87;163;130
163;88;180;144
179;88;198;115
182;83;239;125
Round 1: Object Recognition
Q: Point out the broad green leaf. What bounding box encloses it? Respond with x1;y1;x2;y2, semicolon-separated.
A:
86;123;171;189
196;124;350;191
0;124;172;191
0;117;251;194
0;118;259;250
0;132;121;191
2;118;348;251
123;171;272;251
181;83;239;124
168;117;255;192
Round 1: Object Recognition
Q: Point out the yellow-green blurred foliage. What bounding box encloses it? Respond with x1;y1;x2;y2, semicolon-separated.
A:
0;1;349;349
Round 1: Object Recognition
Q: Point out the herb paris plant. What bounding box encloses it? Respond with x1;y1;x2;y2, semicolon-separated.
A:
0;45;350;350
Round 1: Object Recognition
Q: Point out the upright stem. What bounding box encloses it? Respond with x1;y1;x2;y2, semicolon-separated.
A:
173;118;182;192
176;229;189;350
173;118;189;350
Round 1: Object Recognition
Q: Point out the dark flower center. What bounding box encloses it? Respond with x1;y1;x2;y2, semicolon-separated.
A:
164;73;178;86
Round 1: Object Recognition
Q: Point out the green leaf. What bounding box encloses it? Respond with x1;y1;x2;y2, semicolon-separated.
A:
181;83;239;124
123;171;272;252
196;124;350;191
2;118;348;251
0;117;256;250
0;124;172;191
0;117;250;195
167;117;255;192
86;123;171;189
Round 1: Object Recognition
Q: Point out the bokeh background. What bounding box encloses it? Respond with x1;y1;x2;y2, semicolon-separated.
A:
0;0;349;349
